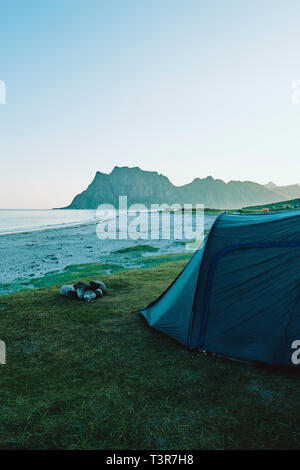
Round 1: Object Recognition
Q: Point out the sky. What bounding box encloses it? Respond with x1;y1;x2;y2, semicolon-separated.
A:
1;0;300;209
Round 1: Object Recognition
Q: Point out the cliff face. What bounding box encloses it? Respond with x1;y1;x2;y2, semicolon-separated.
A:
64;166;289;210
68;167;178;208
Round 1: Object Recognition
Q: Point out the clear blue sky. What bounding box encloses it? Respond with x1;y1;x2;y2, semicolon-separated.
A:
1;0;300;208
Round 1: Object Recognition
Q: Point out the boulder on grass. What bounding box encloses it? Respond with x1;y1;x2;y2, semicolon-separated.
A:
60;285;77;299
83;291;97;302
90;281;107;295
60;281;107;302
95;288;103;298
74;282;90;299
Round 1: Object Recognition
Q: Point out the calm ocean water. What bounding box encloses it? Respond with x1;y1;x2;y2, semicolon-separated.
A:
0;209;98;235
0;209;214;236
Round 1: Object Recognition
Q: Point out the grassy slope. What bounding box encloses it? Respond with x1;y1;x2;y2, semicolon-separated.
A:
243;197;300;211
0;257;300;450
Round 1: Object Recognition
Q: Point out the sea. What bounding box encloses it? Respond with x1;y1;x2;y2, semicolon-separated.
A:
0;209;98;235
0;209;215;237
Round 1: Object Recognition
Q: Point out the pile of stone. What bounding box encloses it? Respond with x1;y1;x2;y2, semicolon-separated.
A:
60;280;107;302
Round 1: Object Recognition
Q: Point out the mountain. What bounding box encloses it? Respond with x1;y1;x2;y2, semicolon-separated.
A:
176;177;284;209
66;167;178;209
264;182;300;200
63;166;292;210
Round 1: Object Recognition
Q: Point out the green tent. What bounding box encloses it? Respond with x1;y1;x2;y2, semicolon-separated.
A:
140;211;300;367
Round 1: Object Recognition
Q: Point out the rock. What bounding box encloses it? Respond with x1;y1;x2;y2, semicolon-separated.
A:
95;288;103;298
74;281;90;299
61;282;105;302
90;281;107;295
60;285;76;298
67;290;77;299
83;291;97;302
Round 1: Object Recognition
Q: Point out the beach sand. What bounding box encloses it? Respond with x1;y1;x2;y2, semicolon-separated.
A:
0;215;216;295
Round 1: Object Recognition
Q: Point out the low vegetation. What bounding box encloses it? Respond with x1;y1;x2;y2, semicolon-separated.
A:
113;245;159;254
0;256;300;450
243;197;300;212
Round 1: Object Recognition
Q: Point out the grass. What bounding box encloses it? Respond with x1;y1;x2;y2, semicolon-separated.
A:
0;257;300;450
113;244;159;254
243;198;300;212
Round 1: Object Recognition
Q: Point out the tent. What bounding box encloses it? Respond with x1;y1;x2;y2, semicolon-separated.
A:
140;211;300;367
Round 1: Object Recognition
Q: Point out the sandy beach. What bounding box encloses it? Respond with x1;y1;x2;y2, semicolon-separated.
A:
0;214;216;296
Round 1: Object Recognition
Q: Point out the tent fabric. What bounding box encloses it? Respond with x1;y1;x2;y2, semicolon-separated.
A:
140;210;300;367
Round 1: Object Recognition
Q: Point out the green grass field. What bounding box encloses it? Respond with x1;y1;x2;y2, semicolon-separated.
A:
0;255;300;450
113;244;159;254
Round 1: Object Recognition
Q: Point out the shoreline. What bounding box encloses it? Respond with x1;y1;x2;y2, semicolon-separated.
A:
0;214;101;237
0;214;216;296
0;218;99;237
